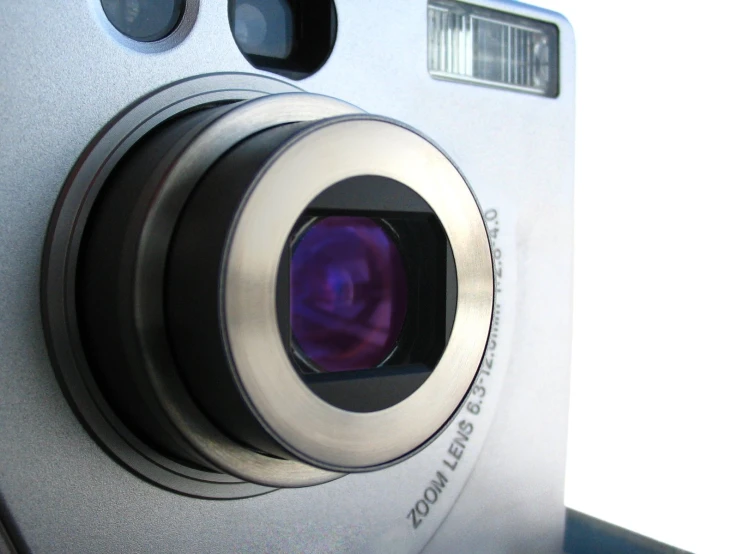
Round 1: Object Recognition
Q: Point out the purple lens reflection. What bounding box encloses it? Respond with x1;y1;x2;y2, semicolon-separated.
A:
290;216;408;372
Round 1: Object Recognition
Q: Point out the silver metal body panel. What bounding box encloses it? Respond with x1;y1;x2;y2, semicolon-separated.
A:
0;0;574;552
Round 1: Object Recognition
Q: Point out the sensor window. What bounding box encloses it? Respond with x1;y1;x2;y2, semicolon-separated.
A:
101;0;185;42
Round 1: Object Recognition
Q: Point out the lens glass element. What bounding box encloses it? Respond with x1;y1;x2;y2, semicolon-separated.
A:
230;0;293;59
290;217;408;372
101;0;185;42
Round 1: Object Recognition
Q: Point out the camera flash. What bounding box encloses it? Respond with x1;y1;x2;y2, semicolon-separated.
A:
428;1;559;97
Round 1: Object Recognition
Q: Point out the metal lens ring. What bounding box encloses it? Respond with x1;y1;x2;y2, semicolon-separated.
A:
225;117;495;470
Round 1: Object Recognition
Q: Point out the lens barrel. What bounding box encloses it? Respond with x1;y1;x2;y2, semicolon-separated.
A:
73;93;494;486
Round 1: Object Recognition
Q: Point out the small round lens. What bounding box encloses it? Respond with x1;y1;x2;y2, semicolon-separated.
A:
101;0;185;42
290;217;408;372
230;0;293;59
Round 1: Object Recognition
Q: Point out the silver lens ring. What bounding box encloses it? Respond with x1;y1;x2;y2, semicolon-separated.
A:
225;118;495;470
134;93;361;486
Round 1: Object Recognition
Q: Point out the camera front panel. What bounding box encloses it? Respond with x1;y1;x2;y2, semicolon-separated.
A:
0;1;574;552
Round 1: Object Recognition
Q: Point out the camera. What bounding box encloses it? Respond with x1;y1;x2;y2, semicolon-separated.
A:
0;0;574;552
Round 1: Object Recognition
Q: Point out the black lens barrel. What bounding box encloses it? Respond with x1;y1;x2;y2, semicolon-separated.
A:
77;104;459;470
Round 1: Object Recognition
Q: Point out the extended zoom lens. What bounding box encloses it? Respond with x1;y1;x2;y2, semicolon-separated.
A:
290;216;408;373
65;91;494;488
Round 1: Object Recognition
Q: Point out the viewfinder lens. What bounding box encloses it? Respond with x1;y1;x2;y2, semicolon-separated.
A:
230;0;293;59
228;0;337;79
290;217;408;373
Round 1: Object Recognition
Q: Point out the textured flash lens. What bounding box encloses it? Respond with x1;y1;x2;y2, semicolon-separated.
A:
428;1;558;97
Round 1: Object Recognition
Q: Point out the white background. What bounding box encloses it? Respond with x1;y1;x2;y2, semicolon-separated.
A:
533;1;738;552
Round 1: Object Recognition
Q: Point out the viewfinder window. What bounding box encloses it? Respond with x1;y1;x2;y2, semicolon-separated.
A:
229;0;337;80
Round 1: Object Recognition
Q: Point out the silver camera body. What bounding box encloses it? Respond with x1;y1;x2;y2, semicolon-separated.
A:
0;0;574;552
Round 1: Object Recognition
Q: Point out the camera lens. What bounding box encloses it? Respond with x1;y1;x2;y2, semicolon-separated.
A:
66;91;494;485
101;0;185;42
230;0;292;59
290;216;408;373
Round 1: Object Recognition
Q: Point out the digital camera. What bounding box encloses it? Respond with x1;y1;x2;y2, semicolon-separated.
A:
0;0;574;552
